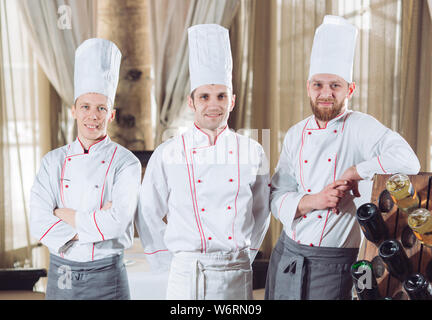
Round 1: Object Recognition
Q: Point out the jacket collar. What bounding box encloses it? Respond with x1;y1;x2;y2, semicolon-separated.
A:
69;135;111;155
190;123;230;147
307;108;350;130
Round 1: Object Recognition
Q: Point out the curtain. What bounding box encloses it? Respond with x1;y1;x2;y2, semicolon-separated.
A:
149;0;240;145
0;0;49;270
16;0;97;148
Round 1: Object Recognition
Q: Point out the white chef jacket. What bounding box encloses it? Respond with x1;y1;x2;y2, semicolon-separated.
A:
136;124;271;270
271;109;420;248
30;136;141;262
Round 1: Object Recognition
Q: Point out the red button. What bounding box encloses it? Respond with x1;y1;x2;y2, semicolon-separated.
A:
308;132;312;135
309;243;314;247
197;180;202;183
229;179;233;182
227;206;231;210
328;159;331;162
228;236;232;240
68;158;71;161
229;151;233;154
318;215;322;219
193;151;197;154
304;160;308;163
65;185;69;188
201;208;205;212
334;130;337;133
303;215;307;219
307;189;311;192
268;184;271;187
208;237;212;240
101;160;105;164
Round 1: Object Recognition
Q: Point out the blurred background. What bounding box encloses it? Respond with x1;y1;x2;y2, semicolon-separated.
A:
0;0;431;296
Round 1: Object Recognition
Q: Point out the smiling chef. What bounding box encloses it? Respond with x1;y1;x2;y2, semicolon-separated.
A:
30;38;141;300
135;24;271;300
264;15;420;300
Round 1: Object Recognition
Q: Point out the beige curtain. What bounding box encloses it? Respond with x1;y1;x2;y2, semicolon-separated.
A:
149;0;240;145
0;0;50;270
229;0;432;256
16;0;97;148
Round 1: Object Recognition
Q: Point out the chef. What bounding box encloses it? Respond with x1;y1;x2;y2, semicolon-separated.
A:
265;15;420;300
30;38;141;300
135;24;271;300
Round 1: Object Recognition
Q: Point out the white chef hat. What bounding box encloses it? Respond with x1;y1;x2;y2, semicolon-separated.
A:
74;38;122;105
188;24;233;93
308;15;358;83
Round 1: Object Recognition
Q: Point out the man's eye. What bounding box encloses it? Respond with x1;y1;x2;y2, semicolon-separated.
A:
218;94;226;99
81;105;89;109
331;84;341;89
313;83;321;88
98;106;107;112
200;95;208;100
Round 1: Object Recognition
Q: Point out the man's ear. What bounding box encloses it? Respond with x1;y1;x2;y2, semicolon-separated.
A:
347;82;356;99
187;95;195;111
71;104;77;119
306;80;311;97
229;94;236;112
108;108;116;123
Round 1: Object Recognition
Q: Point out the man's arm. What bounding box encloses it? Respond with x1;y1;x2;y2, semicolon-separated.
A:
72;154;142;244
30;153;77;253
135;146;172;271
249;146;271;262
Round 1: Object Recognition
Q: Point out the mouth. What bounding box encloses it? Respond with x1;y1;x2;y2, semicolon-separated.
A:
317;101;334;107
204;112;223;118
84;124;100;130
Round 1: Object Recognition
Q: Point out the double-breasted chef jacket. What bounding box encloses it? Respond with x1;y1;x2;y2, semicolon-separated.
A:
136;124;271;270
30;136;141;262
271;109;420;248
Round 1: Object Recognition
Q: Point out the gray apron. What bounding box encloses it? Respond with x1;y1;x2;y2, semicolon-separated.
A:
265;231;358;300
45;253;130;300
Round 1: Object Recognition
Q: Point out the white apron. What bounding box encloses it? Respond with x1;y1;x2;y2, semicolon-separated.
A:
166;249;252;300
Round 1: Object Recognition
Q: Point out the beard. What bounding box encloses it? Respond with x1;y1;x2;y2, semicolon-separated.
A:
309;97;346;122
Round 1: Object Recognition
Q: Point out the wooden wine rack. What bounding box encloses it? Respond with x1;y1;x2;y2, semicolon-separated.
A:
358;173;432;299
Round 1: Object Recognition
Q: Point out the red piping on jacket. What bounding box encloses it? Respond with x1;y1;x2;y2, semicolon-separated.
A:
189;148;207;253
39;219;62;241
182;135;205;253
143;249;169;255
231;135;240;249
194;123;228;145
77;135;108;153
377;156;387;173
92;146;118;260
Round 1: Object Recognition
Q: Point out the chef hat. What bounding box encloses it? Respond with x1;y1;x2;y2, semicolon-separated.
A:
74;38;122;105
308;15;358;83
188;24;232;93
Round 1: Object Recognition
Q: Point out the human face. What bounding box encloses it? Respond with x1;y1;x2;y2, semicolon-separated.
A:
307;74;355;122
188;84;235;131
71;93;115;148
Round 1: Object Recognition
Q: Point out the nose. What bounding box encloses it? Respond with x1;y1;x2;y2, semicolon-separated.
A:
320;85;333;98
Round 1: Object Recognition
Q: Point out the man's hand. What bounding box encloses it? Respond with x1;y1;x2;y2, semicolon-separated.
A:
54;208;76;227
296;180;351;218
338;166;362;198
101;201;112;211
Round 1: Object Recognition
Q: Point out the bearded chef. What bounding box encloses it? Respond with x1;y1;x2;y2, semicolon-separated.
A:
135;24;271;300
265;15;420;300
30;38;141;300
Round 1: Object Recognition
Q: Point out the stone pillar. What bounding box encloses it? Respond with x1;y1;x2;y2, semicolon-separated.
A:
97;0;153;151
